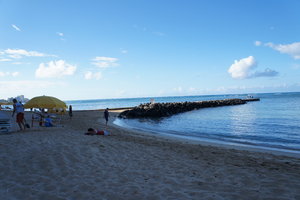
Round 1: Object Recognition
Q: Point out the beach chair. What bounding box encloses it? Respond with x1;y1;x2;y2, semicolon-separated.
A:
0;111;11;133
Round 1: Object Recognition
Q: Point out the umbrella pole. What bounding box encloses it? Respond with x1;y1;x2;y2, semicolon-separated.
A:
31;114;34;127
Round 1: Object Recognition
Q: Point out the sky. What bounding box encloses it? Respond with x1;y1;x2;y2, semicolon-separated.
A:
1;0;300;100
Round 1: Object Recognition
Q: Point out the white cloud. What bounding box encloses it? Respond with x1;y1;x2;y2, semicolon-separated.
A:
12;62;23;65
254;41;262;46
0;72;9;77
3;48;55;59
84;71;102;80
228;56;257;79
120;48;128;54
0;71;20;77
12;24;21;31
265;42;300;59
228;56;278;79
92;56;119;68
93;57;118;62
0;58;12;62
173;86;183;92
212;83;300;94
92;72;102;80
56;32;65;41
84;71;93;80
188;87;196;92
11;72;19;77
57;32;64;36
35;60;77;78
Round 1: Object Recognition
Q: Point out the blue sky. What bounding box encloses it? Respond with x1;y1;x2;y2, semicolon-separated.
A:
1;0;300;100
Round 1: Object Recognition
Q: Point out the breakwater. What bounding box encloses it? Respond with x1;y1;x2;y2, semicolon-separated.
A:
118;98;259;118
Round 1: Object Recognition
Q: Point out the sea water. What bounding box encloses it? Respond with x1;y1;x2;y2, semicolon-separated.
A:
67;92;300;153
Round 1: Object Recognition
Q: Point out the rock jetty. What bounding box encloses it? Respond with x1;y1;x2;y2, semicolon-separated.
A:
118;98;259;119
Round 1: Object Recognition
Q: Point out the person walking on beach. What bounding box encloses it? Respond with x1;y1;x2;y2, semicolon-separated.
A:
104;108;109;126
69;105;73;119
12;99;26;131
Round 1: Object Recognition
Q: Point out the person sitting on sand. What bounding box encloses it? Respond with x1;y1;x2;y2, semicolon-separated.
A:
85;128;110;136
44;115;54;127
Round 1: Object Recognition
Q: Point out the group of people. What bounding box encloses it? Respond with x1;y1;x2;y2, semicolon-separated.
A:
11;99;111;134
12;99;56;131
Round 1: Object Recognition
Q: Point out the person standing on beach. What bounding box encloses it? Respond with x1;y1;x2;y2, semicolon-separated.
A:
12;99;26;131
104;108;109;126
69;105;73;119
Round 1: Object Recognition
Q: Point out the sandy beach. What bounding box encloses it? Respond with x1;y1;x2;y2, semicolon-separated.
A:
1;110;300;200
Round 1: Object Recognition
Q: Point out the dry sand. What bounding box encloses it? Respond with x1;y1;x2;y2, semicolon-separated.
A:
0;110;300;200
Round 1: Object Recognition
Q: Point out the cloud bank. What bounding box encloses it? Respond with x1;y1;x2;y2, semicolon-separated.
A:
228;56;278;79
35;60;76;78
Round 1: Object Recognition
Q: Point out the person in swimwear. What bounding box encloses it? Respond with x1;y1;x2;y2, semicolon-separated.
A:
85;128;110;136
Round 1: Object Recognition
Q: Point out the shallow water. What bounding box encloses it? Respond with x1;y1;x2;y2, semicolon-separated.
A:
113;92;300;153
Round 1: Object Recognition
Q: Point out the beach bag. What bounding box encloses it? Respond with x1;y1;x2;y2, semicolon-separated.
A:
25;123;30;128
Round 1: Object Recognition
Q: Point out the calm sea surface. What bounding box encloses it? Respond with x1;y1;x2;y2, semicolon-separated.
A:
67;92;300;153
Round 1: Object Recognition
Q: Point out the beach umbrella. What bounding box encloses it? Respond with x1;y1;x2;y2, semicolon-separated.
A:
24;95;67;110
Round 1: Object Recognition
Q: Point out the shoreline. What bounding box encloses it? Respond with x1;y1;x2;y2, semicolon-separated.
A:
4;108;300;158
112;109;300;159
4;108;300;157
113;118;300;159
1;109;300;199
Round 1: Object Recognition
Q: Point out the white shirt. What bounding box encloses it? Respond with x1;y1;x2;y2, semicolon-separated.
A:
15;102;24;113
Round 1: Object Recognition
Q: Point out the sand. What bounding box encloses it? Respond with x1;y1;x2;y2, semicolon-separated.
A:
0;110;300;200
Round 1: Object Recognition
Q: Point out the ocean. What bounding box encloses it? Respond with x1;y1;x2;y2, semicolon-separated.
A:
67;92;300;153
